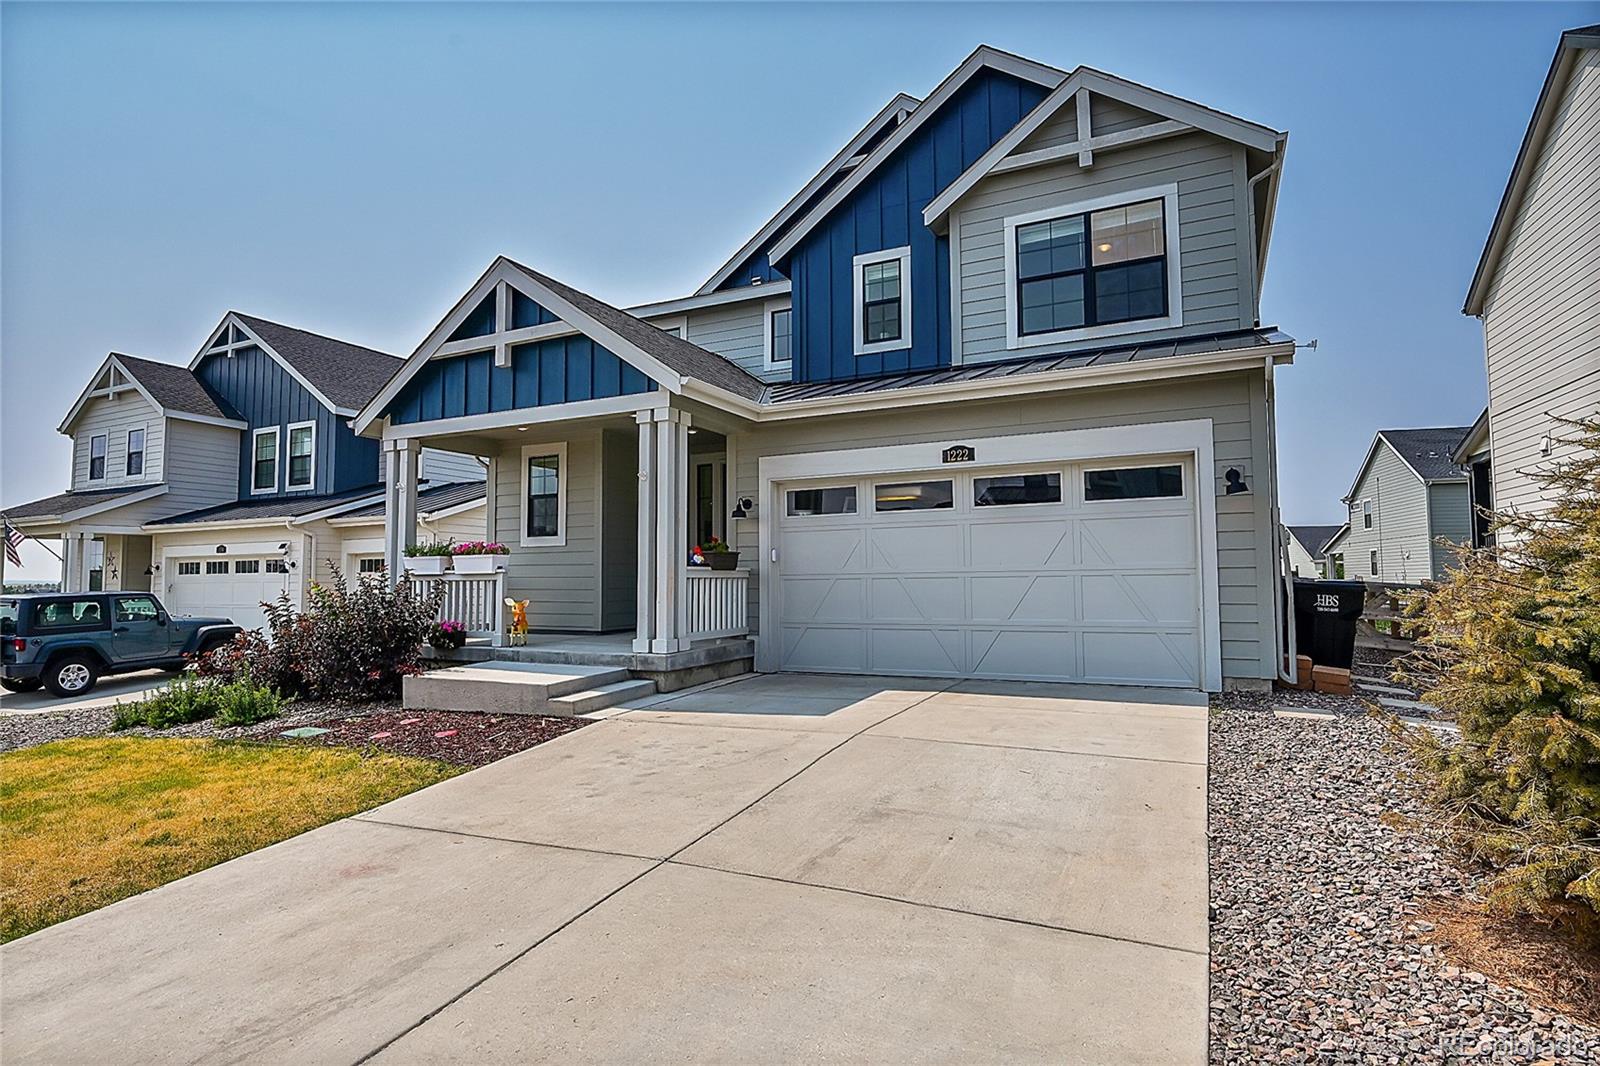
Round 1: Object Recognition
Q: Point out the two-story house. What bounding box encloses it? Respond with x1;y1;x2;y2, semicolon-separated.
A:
1285;524;1344;578
2;314;486;630
1462;24;1600;532
354;47;1296;692
1338;427;1473;584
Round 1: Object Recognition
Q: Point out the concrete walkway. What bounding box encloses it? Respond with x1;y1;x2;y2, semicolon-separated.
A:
1;673;1209;1064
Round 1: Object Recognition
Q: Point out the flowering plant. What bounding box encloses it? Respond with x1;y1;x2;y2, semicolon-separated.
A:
428;619;468;650
404;540;456;557
451;541;511;556
699;535;732;554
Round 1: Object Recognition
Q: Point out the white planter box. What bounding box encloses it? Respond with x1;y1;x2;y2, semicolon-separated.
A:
451;554;505;575
404;555;450;576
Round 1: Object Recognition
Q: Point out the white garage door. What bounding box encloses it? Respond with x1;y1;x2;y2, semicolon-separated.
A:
774;457;1202;687
167;557;291;633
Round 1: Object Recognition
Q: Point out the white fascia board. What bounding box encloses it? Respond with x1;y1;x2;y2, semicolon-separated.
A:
292;492;388;524
752;343;1294;423
766;47;1068;263
1321;523;1350;554
380;391;667;441
187;313;349;418
354;258;689;436
58;355;166;435
695;93;922;295
166;411;249;431
923;67;1284;231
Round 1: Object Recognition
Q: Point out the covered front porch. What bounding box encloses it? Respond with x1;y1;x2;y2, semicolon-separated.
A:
380;395;754;669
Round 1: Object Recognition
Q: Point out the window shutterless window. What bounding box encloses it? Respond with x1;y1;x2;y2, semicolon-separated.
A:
88;435;107;480
852;247;912;355
286;423;315;489
205;560;229;575
769;308;792;366
874;480;954;512
1083;465;1184;501
1362;500;1373;529
177;561;201;576
252;429;279;493
975;473;1062;507
357;557;384;574
520;442;566;546
1370;550;1379;574
266;559;288;574
126;428;145;477
1016;198;1166;337
785;486;856;517
234;560;261;574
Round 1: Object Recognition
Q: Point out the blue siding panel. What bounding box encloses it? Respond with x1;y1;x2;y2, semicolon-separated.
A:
782;69;1048;382
386;335;655;425
196;345;379;500
510;289;558;329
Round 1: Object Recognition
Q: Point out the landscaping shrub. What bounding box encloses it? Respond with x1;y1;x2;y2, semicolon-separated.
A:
197;567;443;702
1400;416;1600;940
111;673;282;730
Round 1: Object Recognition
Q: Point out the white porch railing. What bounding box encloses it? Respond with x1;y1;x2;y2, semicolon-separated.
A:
408;570;506;646
684;568;749;640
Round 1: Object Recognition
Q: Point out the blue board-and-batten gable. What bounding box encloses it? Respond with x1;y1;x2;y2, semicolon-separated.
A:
779;69;1050;383
196;345;379;500
387;295;655;426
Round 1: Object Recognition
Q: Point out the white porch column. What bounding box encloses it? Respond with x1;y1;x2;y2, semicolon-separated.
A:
652;409;691;653
634;411;659;652
382;438;420;577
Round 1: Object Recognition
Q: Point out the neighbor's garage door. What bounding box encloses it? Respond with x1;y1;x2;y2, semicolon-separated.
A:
774;457;1201;687
167;557;290;632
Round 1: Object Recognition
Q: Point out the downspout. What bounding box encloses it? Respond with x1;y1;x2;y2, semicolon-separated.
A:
1246;158;1283;325
1265;354;1297;686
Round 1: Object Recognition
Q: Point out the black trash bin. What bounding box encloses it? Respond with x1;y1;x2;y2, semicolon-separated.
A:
1292;578;1365;669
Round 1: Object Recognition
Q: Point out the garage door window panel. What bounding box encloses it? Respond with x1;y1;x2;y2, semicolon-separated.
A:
205;561;229;575
1084;465;1184;502
974;472;1062;507
873;480;953;512
786;486;856;517
176;562;201;576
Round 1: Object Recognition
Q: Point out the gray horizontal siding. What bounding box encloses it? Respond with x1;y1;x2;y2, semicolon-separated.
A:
952;131;1254;365
1482;46;1600;521
730;368;1277;682
492;431;602;631
70;391;165;490
1340;441;1433;583
683;298;791;384
1427;482;1472;576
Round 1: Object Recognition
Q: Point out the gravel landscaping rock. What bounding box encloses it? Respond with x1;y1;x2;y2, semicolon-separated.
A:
1209;693;1599;1062
0;704;121;752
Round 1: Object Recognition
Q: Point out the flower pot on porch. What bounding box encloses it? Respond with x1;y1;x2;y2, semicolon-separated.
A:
706;551;740;571
452;554;504;575
404;555;450;576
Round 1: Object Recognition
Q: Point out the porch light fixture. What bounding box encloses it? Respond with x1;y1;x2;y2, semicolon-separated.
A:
730;496;754;520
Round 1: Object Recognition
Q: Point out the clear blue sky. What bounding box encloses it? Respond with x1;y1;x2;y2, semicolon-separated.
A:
3;2;1592;579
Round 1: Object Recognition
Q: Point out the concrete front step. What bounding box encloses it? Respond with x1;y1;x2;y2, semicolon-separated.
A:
551;679;658;715
404;662;641;716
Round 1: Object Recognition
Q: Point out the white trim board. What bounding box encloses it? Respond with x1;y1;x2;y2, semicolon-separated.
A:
766;46;1069;263
695;93;922;295
755;418;1224;691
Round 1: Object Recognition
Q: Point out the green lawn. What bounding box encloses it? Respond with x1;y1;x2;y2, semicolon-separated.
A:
0;737;460;942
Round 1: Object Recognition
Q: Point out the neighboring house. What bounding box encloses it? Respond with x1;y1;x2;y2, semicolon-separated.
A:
354;46;1297;692
1339;427;1472;584
1319;523;1349;578
1;314;486;630
1463;24;1600;529
1285;524;1343;578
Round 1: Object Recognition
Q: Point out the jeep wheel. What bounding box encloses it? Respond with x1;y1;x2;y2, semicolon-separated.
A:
44;655;99;698
0;677;43;694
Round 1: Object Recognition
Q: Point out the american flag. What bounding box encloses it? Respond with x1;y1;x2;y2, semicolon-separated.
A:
4;523;24;568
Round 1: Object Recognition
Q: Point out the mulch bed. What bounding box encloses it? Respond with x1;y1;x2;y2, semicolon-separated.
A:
247;710;588;767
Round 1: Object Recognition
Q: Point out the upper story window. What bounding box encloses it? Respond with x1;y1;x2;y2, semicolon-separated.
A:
1004;185;1181;349
767;308;793;369
1362;500;1373;529
852;247;912;356
126;428;145;477
252;428;279;494
286;422;315;490
88;435;108;481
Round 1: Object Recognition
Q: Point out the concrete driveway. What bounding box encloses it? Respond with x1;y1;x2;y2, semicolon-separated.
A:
0;673;1209;1064
0;669;169;715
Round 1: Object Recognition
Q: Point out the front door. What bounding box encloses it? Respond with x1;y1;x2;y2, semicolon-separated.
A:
112;594;173;661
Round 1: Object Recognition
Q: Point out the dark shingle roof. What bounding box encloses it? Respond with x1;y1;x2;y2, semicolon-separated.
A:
147;486;383;526
1379;428;1472;482
505;259;768;402
112;354;241;422
1288;524;1346;559
233;314;402;411
765;328;1294;404
334;481;486;520
2;486;159;522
